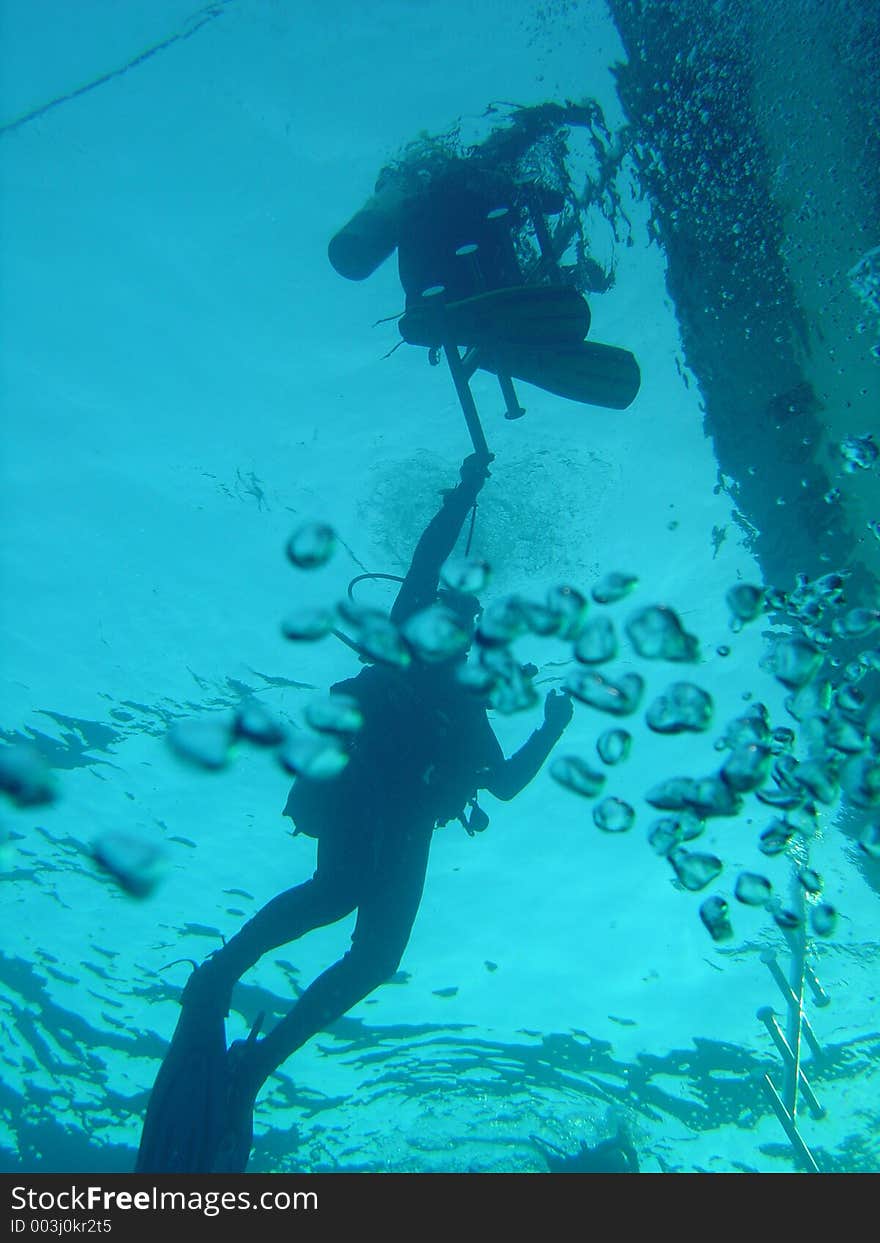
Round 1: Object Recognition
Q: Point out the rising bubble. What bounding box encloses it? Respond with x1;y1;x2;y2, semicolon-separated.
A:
768;899;803;930
734;872;773;906
669;848;723;891
574;616;618;664
810;902;837;937
839;432;878;472
402;606;470;663
593;797;635;833
233;699;286;747
721;743;771;793
168;717;232;771
0;744;56;807
91;831;167;899
797;866;823;895
626;605;699;662
550;756;606;798
546;585;589;639
285;522;336;569
726;583;765;626
596;728;632;766
759;819;795;855
700;895;734;942
305;695;364;735
281;607;336;641
592;572;638;605
565;669;644;716
441;556;491;595
646;682;713;734
278;734;349;780
768;637;823;688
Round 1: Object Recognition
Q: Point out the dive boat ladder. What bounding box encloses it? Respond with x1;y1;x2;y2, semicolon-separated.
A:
757;884;829;1173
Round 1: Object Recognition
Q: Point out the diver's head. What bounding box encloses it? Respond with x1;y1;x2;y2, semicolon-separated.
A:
437;587;482;642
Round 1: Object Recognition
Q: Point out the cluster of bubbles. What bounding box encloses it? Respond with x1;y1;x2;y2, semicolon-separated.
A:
546;563;879;945
277;525;879;950
0;742;171;898
838;432;878;475
848;243;880;361
823;428;878;547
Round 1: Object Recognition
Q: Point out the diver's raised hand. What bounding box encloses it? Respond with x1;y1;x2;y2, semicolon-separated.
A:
543;689;573;736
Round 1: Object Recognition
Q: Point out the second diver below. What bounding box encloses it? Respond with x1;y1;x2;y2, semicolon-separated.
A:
136;453;573;1173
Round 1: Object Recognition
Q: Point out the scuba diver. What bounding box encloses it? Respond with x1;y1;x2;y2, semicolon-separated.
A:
137;452;574;1173
328;102;641;416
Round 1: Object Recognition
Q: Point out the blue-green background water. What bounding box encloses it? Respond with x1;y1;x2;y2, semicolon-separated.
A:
1;0;878;1173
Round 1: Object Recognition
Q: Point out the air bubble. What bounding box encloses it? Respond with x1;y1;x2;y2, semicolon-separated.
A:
441;556;491;595
285;522;336;569
700;895;734;942
305;695;364;735
550;756;606;798
646;682;713;734
565;669;644;716
669;849;723;891
593;797;635;833
810;902;837;937
592;572;638;605
734;872;773;906
574;616;618;664
596;728;631;766
626;605;699;662
91;831;167;899
0;744;56;807
281;607;335;641
168;717;232;771
401;606;470;663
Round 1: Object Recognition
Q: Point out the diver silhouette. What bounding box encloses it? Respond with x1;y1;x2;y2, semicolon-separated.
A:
328;103;641;416
136;453;573;1173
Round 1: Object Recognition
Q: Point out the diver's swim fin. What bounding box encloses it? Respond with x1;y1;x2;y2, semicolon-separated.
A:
211;1014;265;1174
135;999;229;1173
398;284;591;349
480;340;641;410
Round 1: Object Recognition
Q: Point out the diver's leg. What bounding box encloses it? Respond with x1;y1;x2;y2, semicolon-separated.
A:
242;822;432;1092
210;823;432;1172
183;831;364;1014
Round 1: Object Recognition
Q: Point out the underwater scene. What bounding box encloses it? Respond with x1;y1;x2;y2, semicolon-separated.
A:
1;0;878;1176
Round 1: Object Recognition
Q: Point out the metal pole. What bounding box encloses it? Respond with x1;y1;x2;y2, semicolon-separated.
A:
761;1075;821;1174
444;342;491;460
782;886;809;1120
756;1008;825;1120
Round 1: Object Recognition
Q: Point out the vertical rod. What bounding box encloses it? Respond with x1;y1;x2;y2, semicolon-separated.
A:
782;884;809;1120
496;367;526;419
444;342;490;460
528;197;563;280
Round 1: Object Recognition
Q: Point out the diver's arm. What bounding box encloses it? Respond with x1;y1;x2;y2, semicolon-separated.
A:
483;690;573;801
390;454;491;625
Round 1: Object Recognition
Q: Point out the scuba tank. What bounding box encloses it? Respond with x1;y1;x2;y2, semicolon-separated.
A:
327;175;415;281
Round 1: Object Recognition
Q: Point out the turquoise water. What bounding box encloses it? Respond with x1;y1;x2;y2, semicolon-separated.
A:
1;0;878;1174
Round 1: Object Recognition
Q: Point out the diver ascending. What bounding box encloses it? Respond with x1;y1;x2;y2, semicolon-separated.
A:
136;454;573;1173
329;100;641;426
